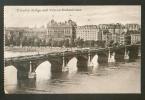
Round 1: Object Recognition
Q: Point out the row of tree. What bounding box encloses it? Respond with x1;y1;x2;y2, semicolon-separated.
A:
5;35;108;48
5;33;133;48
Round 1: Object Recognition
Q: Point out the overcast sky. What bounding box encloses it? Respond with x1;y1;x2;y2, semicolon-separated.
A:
4;6;141;28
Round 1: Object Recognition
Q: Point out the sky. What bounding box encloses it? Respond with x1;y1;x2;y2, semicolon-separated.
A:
4;6;141;28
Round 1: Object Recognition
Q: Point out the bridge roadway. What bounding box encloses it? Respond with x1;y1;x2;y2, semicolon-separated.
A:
5;44;140;62
4;44;140;79
5;47;105;62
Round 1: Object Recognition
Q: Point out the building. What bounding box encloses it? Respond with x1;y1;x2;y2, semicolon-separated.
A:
76;25;99;41
125;24;140;31
119;32;126;45
98;23;128;45
125;24;141;45
114;23;127;44
131;32;141;44
5;23;141;47
98;24;115;44
47;19;77;43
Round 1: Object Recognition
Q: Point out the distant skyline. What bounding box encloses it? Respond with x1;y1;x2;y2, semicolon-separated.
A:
4;6;141;28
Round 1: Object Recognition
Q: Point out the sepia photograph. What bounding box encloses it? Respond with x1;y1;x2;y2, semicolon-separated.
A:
4;6;141;94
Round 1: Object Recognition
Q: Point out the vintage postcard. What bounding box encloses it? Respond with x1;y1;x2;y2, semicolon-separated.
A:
4;6;141;94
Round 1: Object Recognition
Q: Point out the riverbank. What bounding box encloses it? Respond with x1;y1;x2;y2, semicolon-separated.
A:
5;46;79;52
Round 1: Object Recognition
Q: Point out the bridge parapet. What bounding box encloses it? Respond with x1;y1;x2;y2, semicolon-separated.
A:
5;44;141;66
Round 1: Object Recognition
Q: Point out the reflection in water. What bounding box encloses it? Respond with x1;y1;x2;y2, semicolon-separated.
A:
108;52;115;63
17;78;36;91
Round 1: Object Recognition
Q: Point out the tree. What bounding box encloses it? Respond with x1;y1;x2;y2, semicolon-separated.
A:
74;37;80;47
22;36;27;46
64;39;70;47
108;40;114;47
113;42;120;47
58;40;63;47
96;40;106;48
91;40;95;47
47;38;53;47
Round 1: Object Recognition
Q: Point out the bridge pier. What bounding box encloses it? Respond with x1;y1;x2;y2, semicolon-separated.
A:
62;52;69;72
28;61;36;79
108;48;115;63
108;48;111;63
62;52;65;71
77;53;88;71
88;50;92;67
128;45;139;61
30;56;63;73
114;47;125;62
14;56;63;79
87;51;98;66
50;57;63;73
14;61;30;80
97;50;108;65
124;46;129;60
62;52;89;72
62;56;72;72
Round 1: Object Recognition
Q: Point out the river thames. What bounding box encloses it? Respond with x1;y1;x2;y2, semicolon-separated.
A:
4;51;141;94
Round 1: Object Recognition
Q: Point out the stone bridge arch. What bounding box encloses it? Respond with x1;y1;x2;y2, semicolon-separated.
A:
5;60;30;80
65;57;78;73
63;52;88;71
35;61;51;80
94;50;109;65
63;50;109;71
88;52;99;67
113;45;139;62
30;55;63;74
4;54;64;80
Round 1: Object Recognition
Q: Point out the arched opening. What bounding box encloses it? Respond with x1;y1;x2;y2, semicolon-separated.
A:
107;52;117;68
66;57;78;73
35;61;51;81
91;54;99;68
4;65;17;93
124;50;129;60
108;51;115;63
110;52;115;62
88;54;99;72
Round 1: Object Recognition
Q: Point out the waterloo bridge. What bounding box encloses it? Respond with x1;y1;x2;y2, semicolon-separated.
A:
4;44;141;80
